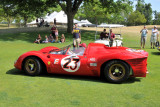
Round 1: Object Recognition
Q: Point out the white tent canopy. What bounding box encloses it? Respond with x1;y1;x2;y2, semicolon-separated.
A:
27;11;79;25
77;19;92;27
97;23;124;28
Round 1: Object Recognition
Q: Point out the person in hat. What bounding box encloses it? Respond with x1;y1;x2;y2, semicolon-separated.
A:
72;23;81;48
150;26;159;49
140;25;148;49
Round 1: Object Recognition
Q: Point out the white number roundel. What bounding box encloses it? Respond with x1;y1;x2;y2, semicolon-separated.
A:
61;56;80;72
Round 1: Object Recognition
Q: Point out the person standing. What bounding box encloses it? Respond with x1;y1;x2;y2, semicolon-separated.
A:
36;18;39;27
72;23;81;48
54;18;56;25
140;25;148;49
109;29;115;47
55;28;59;42
51;25;56;39
100;29;108;40
150;26;159;49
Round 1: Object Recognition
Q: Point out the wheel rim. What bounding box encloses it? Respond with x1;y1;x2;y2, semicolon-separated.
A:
25;59;37;73
109;64;125;80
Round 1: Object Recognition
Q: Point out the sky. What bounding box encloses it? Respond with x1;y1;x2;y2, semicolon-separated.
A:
133;0;160;12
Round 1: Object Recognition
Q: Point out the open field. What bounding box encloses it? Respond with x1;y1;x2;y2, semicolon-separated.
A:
0;25;160;107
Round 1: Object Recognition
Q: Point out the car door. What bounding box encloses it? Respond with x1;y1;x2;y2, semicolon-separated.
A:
49;52;93;76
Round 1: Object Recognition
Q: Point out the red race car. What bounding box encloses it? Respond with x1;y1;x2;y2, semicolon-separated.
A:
14;43;148;83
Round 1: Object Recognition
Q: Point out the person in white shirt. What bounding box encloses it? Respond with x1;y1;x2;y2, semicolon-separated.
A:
140;25;148;49
150;26;159;49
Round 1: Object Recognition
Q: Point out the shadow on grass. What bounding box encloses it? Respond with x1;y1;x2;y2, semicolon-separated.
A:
0;31;51;43
128;47;141;49
7;68;141;84
151;52;160;55
0;27;97;43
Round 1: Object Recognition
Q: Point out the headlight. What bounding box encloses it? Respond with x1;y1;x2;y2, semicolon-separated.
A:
126;49;144;52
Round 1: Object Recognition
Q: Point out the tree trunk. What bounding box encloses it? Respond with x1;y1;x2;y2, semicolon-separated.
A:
67;13;74;33
24;16;28;27
7;18;10;28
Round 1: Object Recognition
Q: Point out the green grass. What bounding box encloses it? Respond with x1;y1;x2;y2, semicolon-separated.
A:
0;27;160;107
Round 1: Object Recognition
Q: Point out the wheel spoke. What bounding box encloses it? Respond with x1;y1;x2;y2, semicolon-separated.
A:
109;63;126;80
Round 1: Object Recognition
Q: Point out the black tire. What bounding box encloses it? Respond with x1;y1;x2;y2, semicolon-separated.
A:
103;60;130;83
23;57;42;76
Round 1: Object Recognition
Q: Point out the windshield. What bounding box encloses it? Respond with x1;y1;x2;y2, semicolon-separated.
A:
50;45;71;55
67;47;86;56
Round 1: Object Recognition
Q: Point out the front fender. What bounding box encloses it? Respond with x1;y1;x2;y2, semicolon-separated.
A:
14;51;50;70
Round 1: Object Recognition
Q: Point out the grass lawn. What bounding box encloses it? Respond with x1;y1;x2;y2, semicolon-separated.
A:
0;26;160;107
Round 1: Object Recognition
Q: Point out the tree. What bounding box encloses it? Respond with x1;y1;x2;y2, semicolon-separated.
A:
127;11;146;25
0;0;16;27
1;0;134;32
14;0;56;27
153;10;160;25
144;3;152;24
54;0;83;33
54;0;134;33
75;0;133;25
136;0;152;25
75;0;107;25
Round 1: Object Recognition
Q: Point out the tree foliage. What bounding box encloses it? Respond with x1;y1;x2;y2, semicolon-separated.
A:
136;0;152;25
0;0;16;27
153;10;160;25
127;11;146;25
0;0;156;31
75;0;133;25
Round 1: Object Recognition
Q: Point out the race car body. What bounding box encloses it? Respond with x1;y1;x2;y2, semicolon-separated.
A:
14;43;148;83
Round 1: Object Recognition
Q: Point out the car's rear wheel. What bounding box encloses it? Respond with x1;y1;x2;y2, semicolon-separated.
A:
103;60;130;83
24;57;42;76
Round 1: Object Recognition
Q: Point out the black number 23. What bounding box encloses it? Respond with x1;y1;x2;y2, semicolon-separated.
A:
63;58;80;70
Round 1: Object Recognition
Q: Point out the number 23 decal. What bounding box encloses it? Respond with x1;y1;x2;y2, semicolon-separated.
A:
61;56;81;72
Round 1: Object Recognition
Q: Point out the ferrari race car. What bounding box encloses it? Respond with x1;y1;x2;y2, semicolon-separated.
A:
14;43;148;83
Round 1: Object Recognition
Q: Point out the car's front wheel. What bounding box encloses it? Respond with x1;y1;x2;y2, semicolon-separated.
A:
103;60;130;83
23;57;42;76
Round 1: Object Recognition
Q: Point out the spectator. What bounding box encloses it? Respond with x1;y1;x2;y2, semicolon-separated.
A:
109;29;115;47
60;34;65;43
34;34;42;44
55;28;59;42
72;23;81;48
51;25;56;39
140;25;148;49
150;26;159;49
42;35;49;43
39;18;43;27
48;34;55;43
36;18;39;27
100;29;108;40
54;18;56;25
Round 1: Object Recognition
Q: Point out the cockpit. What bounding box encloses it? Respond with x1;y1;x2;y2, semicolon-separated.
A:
49;44;86;56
